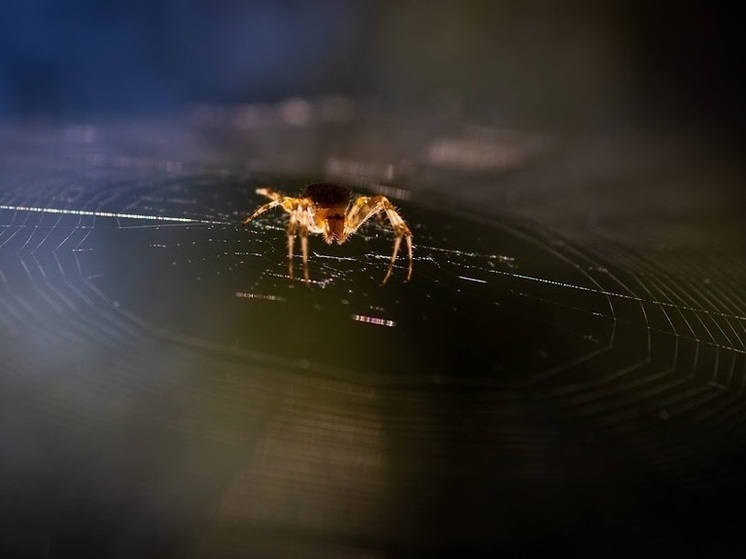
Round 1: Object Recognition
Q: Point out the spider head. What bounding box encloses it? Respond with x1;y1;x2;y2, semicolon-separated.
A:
324;213;346;244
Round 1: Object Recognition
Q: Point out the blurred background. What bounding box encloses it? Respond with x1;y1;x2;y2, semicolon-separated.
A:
0;1;740;130
2;1;746;558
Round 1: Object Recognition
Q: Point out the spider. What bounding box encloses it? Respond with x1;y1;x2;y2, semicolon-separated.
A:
242;183;413;285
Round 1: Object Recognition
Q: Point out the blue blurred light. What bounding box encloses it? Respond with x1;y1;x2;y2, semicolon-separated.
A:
0;0;364;115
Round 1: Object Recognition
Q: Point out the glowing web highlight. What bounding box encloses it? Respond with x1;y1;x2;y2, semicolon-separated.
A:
490;268;746;322
0;204;228;225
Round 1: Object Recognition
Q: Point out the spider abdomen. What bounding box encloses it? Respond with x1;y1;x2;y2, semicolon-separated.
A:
302;183;351;208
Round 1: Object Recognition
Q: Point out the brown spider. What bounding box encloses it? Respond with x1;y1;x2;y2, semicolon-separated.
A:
242;183;413;285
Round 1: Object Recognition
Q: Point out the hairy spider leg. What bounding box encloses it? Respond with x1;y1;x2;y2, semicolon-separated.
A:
241;187;296;224
273;200;314;283
244;188;312;282
282;201;313;284
241;188;281;225
241;199;282;226
286;207;297;279
255;187;282;200
343;195;413;284
294;201;313;284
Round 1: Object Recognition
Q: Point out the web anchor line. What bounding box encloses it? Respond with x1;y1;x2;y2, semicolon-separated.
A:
488;269;746;323
0;204;229;225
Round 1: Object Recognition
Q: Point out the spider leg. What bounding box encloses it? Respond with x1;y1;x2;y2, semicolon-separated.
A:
375;211;387;227
300;226;310;284
255;187;283;201
286;210;297;279
286;201;313;284
244;189;315;284
382;235;402;285
343;195;413;284
243;189;299;226
383;204;414;283
381;235;412;285
242;199;281;226
297;202;313;285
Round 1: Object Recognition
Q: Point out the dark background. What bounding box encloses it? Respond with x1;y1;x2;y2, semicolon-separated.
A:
1;1;743;134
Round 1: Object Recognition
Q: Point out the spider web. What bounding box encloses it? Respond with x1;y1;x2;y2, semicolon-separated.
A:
1;113;745;555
